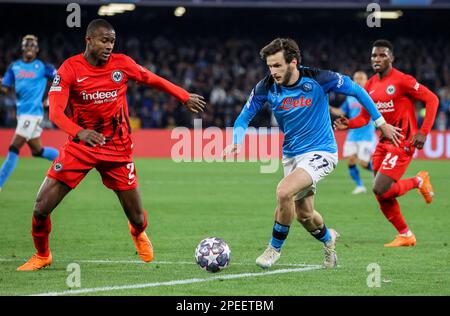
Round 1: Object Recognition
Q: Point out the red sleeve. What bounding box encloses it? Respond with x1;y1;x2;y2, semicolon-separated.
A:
401;74;439;134
48;62;83;137
348;107;372;129
123;55;190;103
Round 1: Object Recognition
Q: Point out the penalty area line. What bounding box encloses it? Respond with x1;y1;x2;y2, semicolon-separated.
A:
30;265;322;296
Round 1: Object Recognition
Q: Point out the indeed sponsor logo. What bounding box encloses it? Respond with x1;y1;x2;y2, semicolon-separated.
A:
280;96;312;110
81;90;118;102
376;100;395;112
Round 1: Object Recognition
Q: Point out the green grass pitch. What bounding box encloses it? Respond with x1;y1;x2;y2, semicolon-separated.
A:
0;158;449;296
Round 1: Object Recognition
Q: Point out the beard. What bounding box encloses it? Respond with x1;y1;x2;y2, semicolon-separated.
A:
281;66;294;86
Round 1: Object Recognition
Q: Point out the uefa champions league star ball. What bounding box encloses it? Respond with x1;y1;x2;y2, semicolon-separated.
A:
194;237;231;273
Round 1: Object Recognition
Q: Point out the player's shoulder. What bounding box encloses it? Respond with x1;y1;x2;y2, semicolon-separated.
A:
112;53;130;60
8;60;21;69
392;67;415;80
59;54;83;70
299;66;344;85
391;68;418;88
254;74;274;96
111;53;134;64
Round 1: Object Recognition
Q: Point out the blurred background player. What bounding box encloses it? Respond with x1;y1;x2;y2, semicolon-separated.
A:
224;38;402;269
330;71;376;194
16;19;206;271
0;35;59;192
335;39;439;247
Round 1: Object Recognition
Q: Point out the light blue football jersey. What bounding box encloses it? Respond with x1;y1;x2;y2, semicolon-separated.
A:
2;59;56;116
340;96;376;142
233;66;382;158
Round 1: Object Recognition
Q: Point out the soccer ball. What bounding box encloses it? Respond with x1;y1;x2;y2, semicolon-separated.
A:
194;237;231;273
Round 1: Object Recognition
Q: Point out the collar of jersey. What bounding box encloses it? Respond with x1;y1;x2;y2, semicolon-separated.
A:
280;75;302;89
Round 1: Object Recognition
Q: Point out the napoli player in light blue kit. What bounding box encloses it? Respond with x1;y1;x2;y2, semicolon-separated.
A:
223;38;401;268
331;71;376;194
0;35;59;191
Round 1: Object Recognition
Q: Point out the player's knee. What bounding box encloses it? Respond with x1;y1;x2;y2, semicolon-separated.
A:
33;195;52;218
276;187;292;203
31;148;44;157
9;145;20;155
372;185;387;197
129;212;145;228
32;206;50;219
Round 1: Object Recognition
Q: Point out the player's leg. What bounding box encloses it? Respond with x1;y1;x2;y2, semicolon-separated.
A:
17;177;71;271
99;161;153;262
115;188;153;263
256;167;311;268
295;195;339;268
256;151;338;268
358;141;374;172
348;154;366;194
18;144;93;270
27;137;59;161
372;147;419;246
343;141;365;194
0;134;27;190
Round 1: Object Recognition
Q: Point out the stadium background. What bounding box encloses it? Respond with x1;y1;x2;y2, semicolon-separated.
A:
0;0;449;298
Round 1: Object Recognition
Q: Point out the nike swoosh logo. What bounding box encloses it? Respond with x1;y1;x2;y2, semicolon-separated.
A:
77;77;89;83
369;90;375;95
128;179;136;185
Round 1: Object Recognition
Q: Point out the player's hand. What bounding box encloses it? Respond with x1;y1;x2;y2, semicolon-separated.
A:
333;115;349;130
77;129;106;147
43;97;49;108
185;93;206;114
378;123;404;147
410;132;427;150
222;144;242;158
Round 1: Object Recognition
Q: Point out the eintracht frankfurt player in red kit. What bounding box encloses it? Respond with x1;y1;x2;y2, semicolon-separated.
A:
17;19;206;270
335;39;438;247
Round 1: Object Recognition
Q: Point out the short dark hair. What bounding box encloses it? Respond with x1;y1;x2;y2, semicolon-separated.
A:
372;39;394;54
260;38;301;64
86;19;114;36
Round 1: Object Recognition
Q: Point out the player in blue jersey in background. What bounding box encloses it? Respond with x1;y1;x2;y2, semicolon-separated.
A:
0;35;59;191
223;38;402;268
330;71;376;195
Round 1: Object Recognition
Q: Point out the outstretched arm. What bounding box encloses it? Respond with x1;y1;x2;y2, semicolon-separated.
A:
324;72;402;145
125;56;205;113
223;80;268;157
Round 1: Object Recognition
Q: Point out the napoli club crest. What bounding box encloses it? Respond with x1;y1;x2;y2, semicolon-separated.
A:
386;85;396;95
301;82;313;92
111;70;123;83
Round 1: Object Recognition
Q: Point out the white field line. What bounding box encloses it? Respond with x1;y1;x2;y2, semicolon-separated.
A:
29;265;323;296
0;257;318;267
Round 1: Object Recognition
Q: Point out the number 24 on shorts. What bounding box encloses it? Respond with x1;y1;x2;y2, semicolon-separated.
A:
381;153;398;170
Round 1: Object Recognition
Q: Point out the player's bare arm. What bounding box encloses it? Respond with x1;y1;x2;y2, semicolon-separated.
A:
184;93;206;114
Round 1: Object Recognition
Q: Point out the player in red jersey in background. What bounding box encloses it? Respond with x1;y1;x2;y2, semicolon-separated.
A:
17;19;206;270
335;39;439;247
